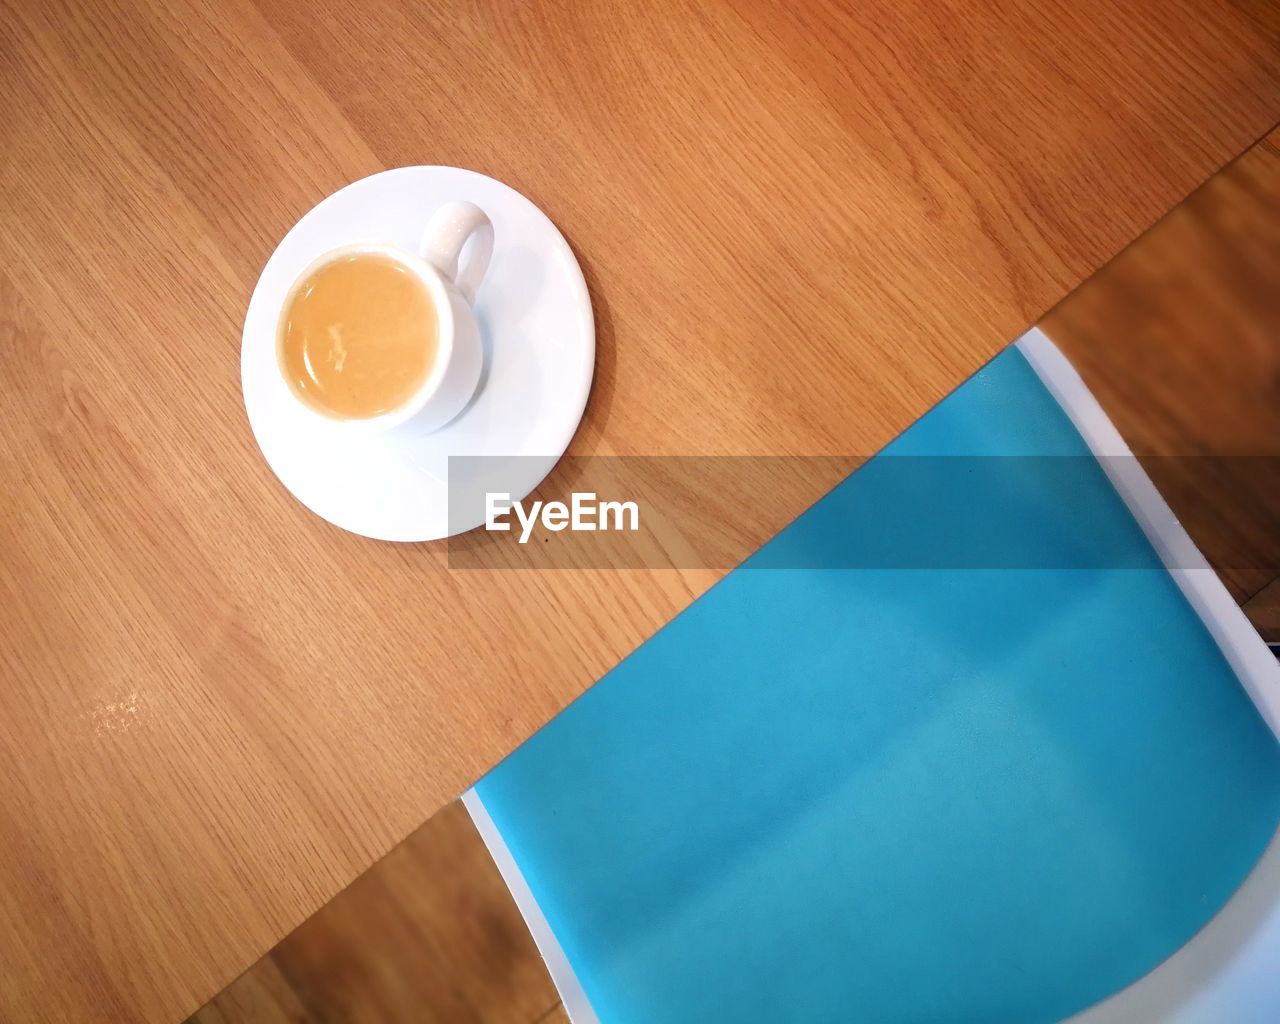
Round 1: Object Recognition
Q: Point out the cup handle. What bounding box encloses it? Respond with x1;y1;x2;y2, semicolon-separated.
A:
419;201;493;305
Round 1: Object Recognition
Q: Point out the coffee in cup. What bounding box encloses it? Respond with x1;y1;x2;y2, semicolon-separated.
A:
279;252;438;419
274;201;493;435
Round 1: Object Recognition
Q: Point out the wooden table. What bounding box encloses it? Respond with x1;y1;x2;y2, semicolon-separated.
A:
2;2;1277;1020
193;126;1280;1024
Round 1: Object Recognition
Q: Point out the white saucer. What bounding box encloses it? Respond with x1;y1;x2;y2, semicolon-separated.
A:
242;167;595;541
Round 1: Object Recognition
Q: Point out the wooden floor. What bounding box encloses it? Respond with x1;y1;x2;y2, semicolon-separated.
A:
1043;131;1280;607
189;800;564;1024
191;133;1279;1024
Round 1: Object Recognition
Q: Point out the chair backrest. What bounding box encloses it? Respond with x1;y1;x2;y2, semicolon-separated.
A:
472;333;1280;1023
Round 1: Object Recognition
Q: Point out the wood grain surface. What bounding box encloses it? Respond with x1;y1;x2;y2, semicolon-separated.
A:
1045;132;1280;602
2;1;1279;1020
188;802;563;1024
190;125;1280;1024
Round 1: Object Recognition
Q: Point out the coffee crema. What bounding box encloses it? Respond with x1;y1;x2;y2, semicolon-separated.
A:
279;252;438;419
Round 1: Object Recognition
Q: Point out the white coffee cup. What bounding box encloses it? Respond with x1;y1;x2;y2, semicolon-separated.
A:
276;201;494;436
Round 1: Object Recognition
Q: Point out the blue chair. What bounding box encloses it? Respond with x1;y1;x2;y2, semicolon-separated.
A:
467;331;1280;1023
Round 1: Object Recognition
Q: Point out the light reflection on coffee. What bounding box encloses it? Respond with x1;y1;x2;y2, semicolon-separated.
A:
278;252;438;419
